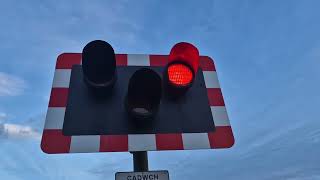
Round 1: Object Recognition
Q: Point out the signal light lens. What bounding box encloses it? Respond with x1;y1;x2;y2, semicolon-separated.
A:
167;64;193;86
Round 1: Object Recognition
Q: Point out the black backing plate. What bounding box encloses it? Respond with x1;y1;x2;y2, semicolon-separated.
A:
63;65;215;135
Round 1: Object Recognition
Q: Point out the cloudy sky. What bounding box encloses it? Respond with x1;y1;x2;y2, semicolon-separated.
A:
0;0;320;179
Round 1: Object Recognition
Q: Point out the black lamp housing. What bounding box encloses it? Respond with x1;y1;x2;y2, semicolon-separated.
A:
82;40;117;95
125;68;162;121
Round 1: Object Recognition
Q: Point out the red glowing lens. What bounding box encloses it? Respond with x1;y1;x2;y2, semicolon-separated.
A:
168;64;193;86
169;42;199;74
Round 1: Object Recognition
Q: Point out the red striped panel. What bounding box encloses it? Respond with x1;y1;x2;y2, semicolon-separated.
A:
116;54;128;66
150;55;168;66
41;130;71;154
42;53;234;153
48;88;69;107
208;126;234;149
56;53;82;69
156;133;184;150
199;56;215;71
100;135;128;152
207;88;225;106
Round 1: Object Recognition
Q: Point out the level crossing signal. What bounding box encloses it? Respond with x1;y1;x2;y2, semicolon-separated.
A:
41;40;234;154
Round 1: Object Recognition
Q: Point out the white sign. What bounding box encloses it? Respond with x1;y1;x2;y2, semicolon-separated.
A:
116;170;169;180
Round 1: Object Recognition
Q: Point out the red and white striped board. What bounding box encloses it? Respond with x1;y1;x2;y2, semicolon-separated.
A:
41;53;234;154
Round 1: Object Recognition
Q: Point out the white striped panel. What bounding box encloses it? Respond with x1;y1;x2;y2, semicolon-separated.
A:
182;133;210;149
128;134;156;151
69;135;100;153
211;106;230;126
203;71;220;88
127;54;150;66
44;107;66;129
52;69;71;88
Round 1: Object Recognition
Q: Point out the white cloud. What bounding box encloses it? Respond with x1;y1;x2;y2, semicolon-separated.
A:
0;112;7;122
0;72;26;96
0;123;40;140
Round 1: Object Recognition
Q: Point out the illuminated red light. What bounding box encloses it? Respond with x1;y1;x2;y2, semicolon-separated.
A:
168;42;199;74
168;64;193;86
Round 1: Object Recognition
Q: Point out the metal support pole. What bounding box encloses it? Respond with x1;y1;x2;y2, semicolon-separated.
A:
132;151;149;172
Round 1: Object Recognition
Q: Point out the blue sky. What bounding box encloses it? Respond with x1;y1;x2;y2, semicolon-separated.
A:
0;0;320;179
